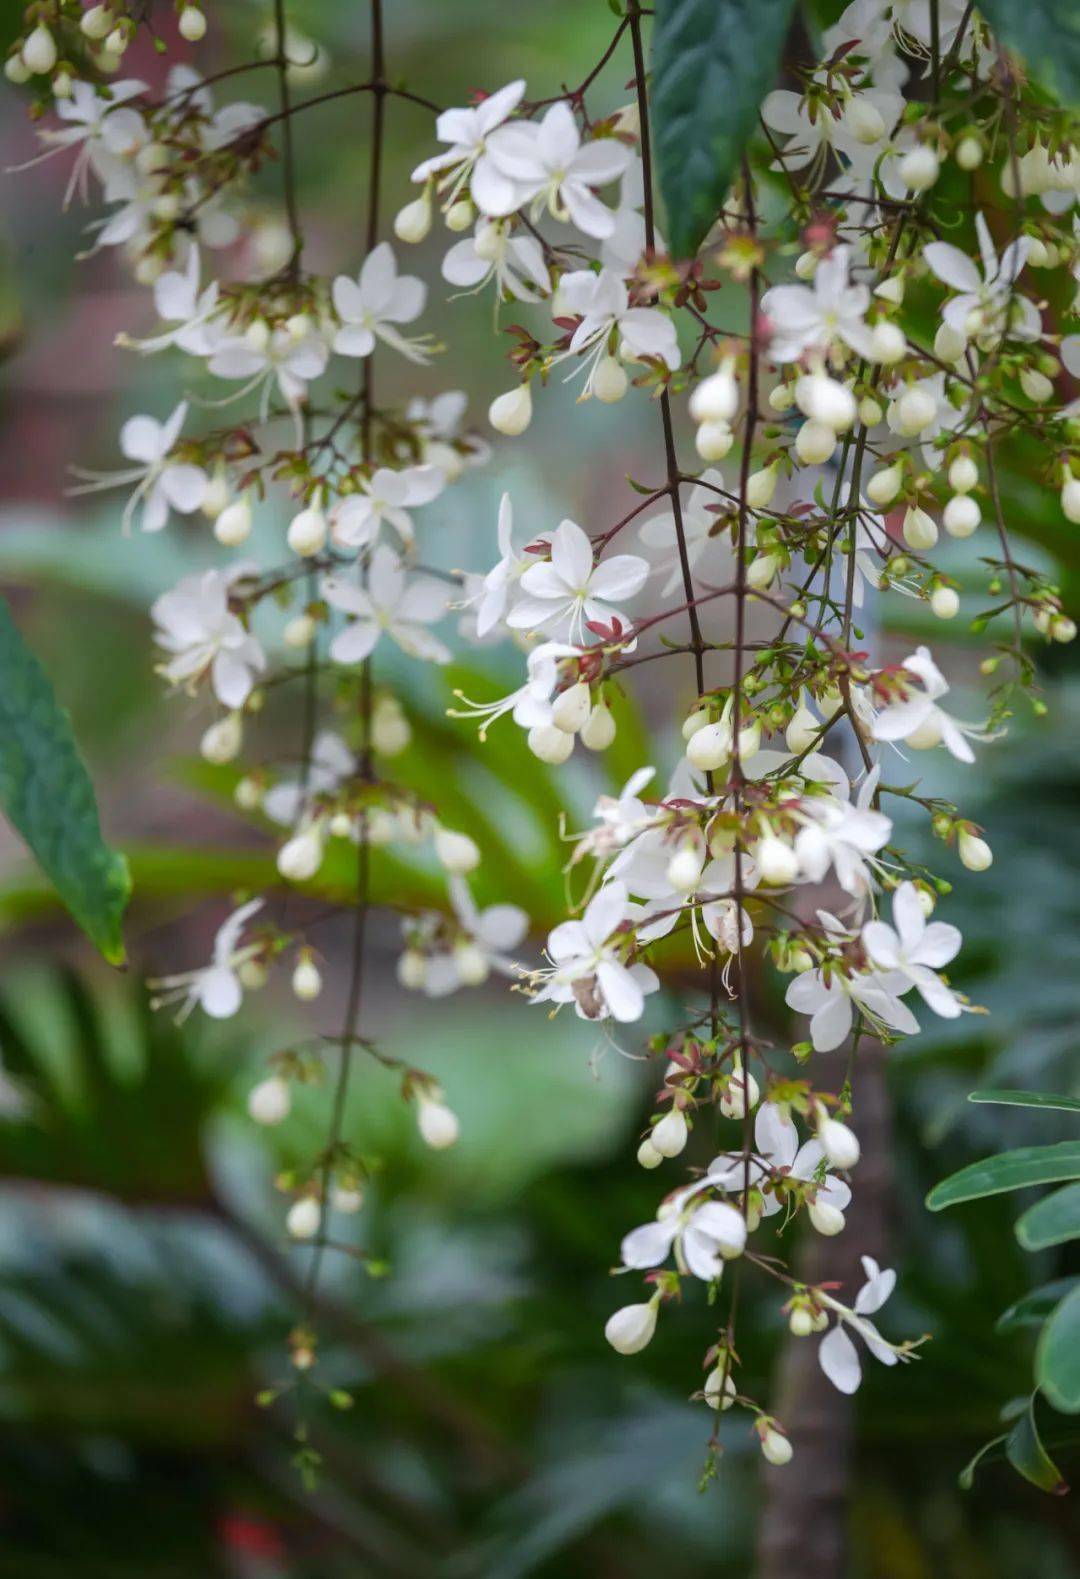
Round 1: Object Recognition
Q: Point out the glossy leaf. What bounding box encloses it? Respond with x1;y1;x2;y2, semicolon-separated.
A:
974;0;1080;105
997;1279;1080;1333
1016;1182;1080;1250
651;0;796;258
926;1143;1080;1210
1004;1396;1069;1494
969;1088;1080;1114
0;596;129;963
1037;1284;1080;1413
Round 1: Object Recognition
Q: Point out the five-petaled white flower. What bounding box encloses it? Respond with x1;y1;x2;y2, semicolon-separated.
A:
861;881;964;1019
620;1189;747;1282
818;1255;903;1393
924;212;1037;342
533;879;658;1022
505;518;648;641
322;545;450;666
442;218;550;302
761;246;877;363
486;101;631;237
872;645;990;763
332;242;429;362
411;80;528;216
556;267;680;391
69;400;207;533
331;463;444;551
150;898;264;1020
151;566;265;708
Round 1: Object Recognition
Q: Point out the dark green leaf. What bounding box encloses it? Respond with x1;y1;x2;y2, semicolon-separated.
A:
1037;1284;1080;1413
975;0;1080;105
1004;1396;1069;1494
969;1088;1080;1114
926;1143;1080;1210
0;597;129;963
958;1432;1007;1490
651;0;796;258
1016;1183;1080;1251
998;1279;1080;1333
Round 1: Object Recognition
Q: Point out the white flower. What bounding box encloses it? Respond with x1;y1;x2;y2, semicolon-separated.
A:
861;881;964;1019
620;1191;747;1282
331;242;428;362
69;400;206;533
151;567;265;708
761;87;901;174
419;877;529;996
442;218;550;302
872;645;990;763
578;766;658;860
474;492;539;637
411;80;527;216
150;898;264;1020
505;518;648;641
25;77;146;207
123;245;221;355
534;880;658;1022
923;212;1037;342
761;247;877;363
710;1101;852;1227
486;101;631;237
785;913;920;1051
600;157;660;274
448;639;578;738
639;470;726;594
322;545;450;666
794;771;892;896
208;324;329;419
556;268;680;390
330;463;444;551
262;731;356;826
818;1256;902;1393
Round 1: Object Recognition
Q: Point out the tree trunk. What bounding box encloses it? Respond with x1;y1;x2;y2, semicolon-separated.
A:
755;1041;892;1579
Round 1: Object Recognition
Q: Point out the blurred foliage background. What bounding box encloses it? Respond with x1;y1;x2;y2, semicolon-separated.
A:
0;1;1079;1575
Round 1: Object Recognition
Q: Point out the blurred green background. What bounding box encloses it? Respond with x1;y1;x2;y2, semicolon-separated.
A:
1;2;1079;1574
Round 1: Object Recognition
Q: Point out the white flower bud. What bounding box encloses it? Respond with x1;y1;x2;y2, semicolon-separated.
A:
760;1427;793;1466
604;1299;658;1355
244;318;271;354
332;1184;365;1213
329;812;354;839
277;824;325;882
651;1107;689;1158
746;551;780;591
237;959;267;990
103;30;127;60
785;697;820;754
874;275;905;305
552;679;591;734
896;385;937;435
866;460;904;506
756;835;798;886
201;713;242;763
393;190;432;243
943;494;980;538
4;53;31;83
689;366;738;424
444;198;474;231
215;496;253;546
234;776;262;812
22;24;57;74
452;939;489;986
528;722;574;763
136;141;169;175
488;385;532;436
248;1076;291;1126
686;721;731;772
435;827;480;874
720;1065;760;1120
473;220;502;261
930;586;959;620
769;383;795;412
178;6;207;41
637;1137;663;1169
795;373;856;433
81;6;115;41
1020;367;1054;404
581;701;616;751
818;1116;860;1170
682;706;710;740
284;312;310;341
844;94;885;145
372;698;411;755
808;1200;846;1235
948;454;978;494
1060;476;1080;524
1025;236;1049;268
283;613;317;648
869;320;906;364
859;395;884;426
397;949;427;990
902;505;938;551
955;134;983;171
667;839;705;894
593;355;628;403
704;1368;737;1410
795;420;837;466
417;1094;459;1149
695;420;734;461
287;501;327;557
1051;614;1077;643
52;70;72;97
899;144;940;191
958;830;992;871
287;1196;322;1240
789;1307;814;1337
934;321;967;362
794;250;818;280
746;462;779;509
292;954;323;1001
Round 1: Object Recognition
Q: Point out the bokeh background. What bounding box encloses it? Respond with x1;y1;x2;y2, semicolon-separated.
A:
1;2;1079;1574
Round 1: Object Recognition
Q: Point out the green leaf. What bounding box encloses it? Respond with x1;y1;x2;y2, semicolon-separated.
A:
1016;1182;1080;1250
958;1432;1007;1490
1004;1396;1069;1494
1037;1284;1080;1413
926;1143;1080;1210
998;1279;1080;1333
969;1088;1080;1114
974;0;1080;106
651;0;796;258
0;596;129;963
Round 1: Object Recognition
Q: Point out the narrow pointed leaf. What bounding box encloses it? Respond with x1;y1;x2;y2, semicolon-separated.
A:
1037;1284;1080;1413
651;0;796;258
926;1143;1080;1211
0;597;130;963
969;1089;1080;1114
1004;1396;1069;1494
958;1433;1007;1490
1016;1183;1080;1251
